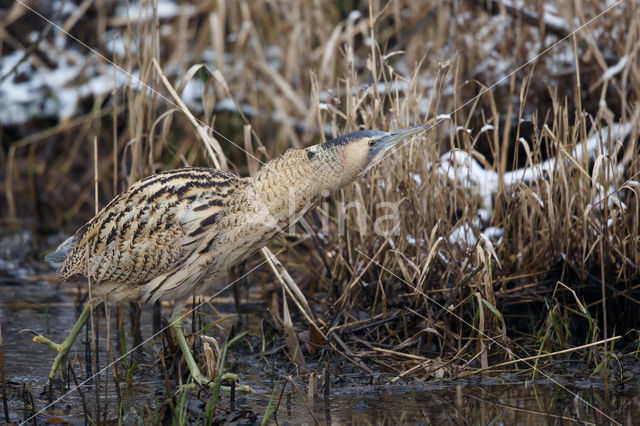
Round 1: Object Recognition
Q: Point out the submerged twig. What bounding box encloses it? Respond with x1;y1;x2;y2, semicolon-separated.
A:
0;321;9;423
457;336;621;378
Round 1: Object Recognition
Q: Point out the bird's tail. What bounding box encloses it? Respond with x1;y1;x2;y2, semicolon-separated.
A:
45;235;78;267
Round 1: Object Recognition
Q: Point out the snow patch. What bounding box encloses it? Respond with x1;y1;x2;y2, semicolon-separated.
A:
602;56;627;80
449;222;477;248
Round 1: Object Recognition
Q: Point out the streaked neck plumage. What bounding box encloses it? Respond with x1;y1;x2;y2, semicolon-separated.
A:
245;145;360;227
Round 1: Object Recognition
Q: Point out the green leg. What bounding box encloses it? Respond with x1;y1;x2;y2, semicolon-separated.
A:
169;302;246;390
33;298;103;382
170;301;205;382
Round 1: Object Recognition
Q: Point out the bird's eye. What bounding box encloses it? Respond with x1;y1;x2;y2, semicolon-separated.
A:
368;139;376;147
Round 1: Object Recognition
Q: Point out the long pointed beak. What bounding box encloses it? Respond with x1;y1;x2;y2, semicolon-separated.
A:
377;124;431;150
364;124;431;172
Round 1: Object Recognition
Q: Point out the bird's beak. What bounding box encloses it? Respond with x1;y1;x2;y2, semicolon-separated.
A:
380;124;430;147
371;124;431;162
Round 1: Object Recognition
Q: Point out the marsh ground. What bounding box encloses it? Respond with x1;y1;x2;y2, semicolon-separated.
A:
2;0;640;424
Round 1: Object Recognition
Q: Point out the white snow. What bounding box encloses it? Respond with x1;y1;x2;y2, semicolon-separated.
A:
602;56;628;80
449;222;477;248
477;209;491;223
348;10;362;21
215;98;236;111
317;80;409;103
531;192;544;208
482;227;503;240
438;122;634;211
439;149;497;209
542;13;568;30
116;0;196;21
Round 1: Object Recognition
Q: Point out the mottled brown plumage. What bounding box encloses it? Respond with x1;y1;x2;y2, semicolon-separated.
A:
56;168;247;303
39;125;429;385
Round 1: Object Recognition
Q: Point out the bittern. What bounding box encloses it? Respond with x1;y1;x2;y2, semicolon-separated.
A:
37;124;429;387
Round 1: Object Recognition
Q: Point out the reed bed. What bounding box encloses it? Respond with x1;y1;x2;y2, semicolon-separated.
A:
2;0;640;420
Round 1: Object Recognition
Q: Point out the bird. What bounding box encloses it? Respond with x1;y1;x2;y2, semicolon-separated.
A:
35;124;429;387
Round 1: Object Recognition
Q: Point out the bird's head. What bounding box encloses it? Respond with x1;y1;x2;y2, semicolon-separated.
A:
305;124;430;188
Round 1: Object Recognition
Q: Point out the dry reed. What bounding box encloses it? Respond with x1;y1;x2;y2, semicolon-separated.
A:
2;0;639;396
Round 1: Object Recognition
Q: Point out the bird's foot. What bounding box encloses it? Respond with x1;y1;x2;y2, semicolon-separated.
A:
32;334;69;382
32;334;62;352
191;373;252;393
30;299;102;383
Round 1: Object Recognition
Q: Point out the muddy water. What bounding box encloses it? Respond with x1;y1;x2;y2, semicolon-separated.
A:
1;257;638;424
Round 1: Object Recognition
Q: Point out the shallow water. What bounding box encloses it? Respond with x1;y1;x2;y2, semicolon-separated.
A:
2;278;639;425
0;230;638;425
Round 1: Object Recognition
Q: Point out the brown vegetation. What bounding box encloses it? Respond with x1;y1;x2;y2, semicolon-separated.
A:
2;1;640;419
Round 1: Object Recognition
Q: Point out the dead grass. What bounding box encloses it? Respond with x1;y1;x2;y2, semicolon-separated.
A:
2;0;640;394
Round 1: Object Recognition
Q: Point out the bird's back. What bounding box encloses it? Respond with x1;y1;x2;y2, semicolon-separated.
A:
47;126;426;303
49;168;246;301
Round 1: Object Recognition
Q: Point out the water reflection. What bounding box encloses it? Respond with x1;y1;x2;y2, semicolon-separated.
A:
276;382;636;424
0;280;638;424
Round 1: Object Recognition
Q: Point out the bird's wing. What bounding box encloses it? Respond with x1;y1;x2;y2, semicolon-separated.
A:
57;168;244;284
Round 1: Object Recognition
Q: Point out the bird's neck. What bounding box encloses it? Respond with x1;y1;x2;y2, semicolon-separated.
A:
247;149;347;222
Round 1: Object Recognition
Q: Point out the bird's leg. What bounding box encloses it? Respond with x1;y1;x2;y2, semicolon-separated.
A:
33;298;104;382
169;302;243;390
170;301;204;381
